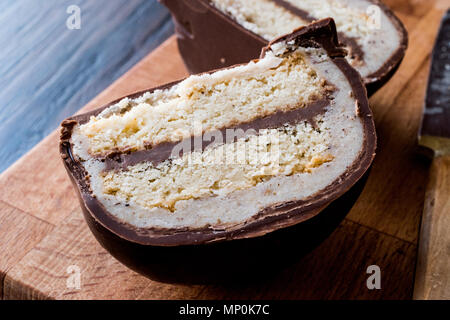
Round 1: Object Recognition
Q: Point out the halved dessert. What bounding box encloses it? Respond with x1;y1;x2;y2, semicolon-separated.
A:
161;0;408;94
60;19;376;281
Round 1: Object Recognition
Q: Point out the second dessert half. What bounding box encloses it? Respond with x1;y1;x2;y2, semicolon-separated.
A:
161;0;408;95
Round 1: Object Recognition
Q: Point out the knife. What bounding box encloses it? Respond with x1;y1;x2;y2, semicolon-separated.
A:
414;9;450;300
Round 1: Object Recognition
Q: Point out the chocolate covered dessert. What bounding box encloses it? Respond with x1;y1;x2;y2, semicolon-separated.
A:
60;20;376;281
161;0;408;94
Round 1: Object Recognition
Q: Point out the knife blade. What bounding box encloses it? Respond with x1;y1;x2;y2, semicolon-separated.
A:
418;8;450;158
414;8;450;300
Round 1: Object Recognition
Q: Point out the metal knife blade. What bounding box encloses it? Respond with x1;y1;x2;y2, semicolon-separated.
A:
419;8;450;158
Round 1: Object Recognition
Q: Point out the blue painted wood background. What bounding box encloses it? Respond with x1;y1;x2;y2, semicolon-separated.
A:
0;0;173;173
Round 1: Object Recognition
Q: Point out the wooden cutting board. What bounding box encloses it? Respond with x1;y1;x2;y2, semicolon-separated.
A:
0;0;448;300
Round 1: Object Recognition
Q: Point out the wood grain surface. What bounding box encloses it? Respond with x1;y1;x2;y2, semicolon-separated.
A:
0;0;173;173
0;0;448;300
414;156;450;299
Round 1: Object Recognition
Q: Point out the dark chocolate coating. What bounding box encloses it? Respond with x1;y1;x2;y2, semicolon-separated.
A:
78;169;369;284
160;0;408;96
60;20;376;283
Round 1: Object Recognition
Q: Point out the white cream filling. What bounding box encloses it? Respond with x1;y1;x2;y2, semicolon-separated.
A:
211;0;402;78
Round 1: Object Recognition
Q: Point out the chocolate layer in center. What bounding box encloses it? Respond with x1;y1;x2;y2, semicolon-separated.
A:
104;97;332;171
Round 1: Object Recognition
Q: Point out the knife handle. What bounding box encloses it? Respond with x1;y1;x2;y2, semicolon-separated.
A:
414;155;450;300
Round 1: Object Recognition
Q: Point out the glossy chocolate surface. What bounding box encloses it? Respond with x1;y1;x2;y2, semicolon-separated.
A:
160;0;408;95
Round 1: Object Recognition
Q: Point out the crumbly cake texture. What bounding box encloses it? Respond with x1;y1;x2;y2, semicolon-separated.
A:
210;0;402;79
76;52;325;156
102;121;334;212
66;28;371;231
